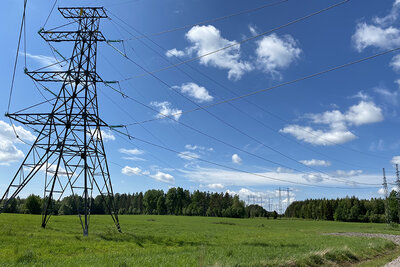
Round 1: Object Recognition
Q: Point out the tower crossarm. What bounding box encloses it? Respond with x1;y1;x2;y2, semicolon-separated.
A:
26;71;102;83
58;7;107;19
5;112;109;127
39;30;106;42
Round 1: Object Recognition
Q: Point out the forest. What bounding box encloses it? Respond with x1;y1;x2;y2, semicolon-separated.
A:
1;187;277;219
4;187;398;224
285;191;400;223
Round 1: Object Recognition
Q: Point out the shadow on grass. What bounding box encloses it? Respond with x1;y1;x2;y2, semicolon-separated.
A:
212;221;236;226
98;229;209;248
242;242;299;248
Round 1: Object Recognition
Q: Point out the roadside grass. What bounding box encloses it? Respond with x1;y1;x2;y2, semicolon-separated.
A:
0;214;399;266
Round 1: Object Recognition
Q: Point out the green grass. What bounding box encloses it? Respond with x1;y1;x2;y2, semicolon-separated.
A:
0;214;399;266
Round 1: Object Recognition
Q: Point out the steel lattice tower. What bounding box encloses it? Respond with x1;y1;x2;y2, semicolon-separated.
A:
0;7;121;236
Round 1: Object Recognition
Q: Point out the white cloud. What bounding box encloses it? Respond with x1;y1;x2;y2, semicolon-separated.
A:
300;159;331;167
101;130;115;141
280;124;356;146
392;156;400;164
302;173;324;183
276;167;293;173
281;101;383;146
121;166;142;176
255;33;301;77
150;101;182;121
119;148;144;155
89;129;115;142
335;170;363;177
0;120;35;143
0;120;36;166
373;0;400;26
352;23;400;51
205;183;224;189
232;153;242;165
171;25;253;80
165;48;186;58
185;144;214;152
351;91;371;101
345;101;384;126
172;82;213;102
122;156;146;161
181;166;381;187
0;140;25;166
248;25;258;36
23;52;65;71
374;86;399;106
378;187;386;195
150;171;175;184
390;54;400;71
178;151;200;160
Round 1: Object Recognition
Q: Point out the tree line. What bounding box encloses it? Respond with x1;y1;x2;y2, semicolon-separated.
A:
1;187;278;219
285;192;400;223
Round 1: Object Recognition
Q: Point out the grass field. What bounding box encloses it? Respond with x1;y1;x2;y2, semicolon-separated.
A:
0;214;400;266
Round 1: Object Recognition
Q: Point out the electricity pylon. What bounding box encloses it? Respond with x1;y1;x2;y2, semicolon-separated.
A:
0;7;121;236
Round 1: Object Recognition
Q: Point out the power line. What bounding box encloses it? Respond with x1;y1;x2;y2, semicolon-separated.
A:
43;0;58;28
107;13;381;173
109;0;349;82
8;0;28;113
102;37;381;186
109;45;399;161
108;0;290;41
110;126;380;190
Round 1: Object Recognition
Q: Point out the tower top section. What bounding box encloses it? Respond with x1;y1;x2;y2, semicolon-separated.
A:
58;7;107;19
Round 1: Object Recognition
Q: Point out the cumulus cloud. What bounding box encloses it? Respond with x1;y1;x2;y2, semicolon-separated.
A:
300;159;331;167
255;33;301;78
377;187;387;195
167;25;253;80
280;125;356;146
390;54;400;71
150;101;182;121
178;151;200;160
335;170;363;177
121;166;174;183
353;23;400;51
303;173;324;183
89;129;115;142
0;120;36;165
150;171;174;184
119;148;144;155
373;0;400;26
232;153;242;165
166;48;186;58
392;156;400;164
204;183;224;189
0;120;35;143
281;101;383;146
172;82;213;102
0;141;25;166
121;166;142;176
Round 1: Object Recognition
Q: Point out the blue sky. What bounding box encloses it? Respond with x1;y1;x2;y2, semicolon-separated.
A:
1;0;400;210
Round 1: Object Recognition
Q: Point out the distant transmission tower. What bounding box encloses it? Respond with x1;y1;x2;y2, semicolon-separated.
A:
0;7;121;236
286;187;291;211
382;168;389;224
396;164;400;191
278;187;282;214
